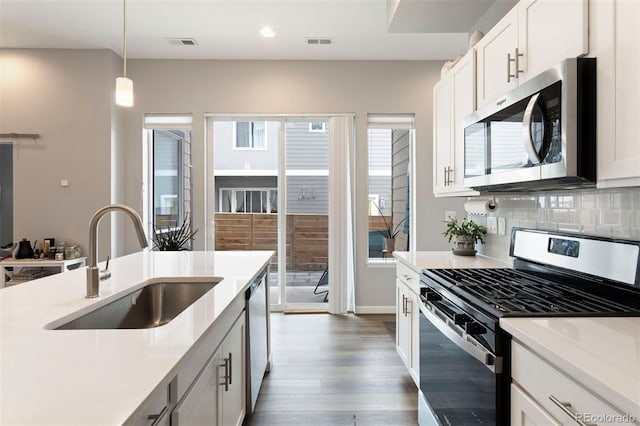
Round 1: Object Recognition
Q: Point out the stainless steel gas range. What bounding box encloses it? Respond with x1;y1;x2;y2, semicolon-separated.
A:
418;228;640;425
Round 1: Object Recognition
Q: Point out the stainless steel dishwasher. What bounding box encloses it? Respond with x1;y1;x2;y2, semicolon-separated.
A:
246;270;269;413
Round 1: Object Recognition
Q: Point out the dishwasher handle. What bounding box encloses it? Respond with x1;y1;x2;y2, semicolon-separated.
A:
246;272;266;299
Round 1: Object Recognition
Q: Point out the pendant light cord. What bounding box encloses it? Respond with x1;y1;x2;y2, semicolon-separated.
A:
123;0;127;78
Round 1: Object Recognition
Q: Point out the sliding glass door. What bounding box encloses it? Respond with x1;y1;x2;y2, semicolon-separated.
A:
207;116;340;311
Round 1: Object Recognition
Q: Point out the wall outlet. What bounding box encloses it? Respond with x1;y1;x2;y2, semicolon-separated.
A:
445;211;457;221
486;217;498;234
498;217;506;235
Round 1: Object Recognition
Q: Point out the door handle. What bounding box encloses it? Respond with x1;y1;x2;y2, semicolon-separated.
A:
219;357;230;391
522;92;543;164
507;48;524;82
548;395;597;426
228;352;232;385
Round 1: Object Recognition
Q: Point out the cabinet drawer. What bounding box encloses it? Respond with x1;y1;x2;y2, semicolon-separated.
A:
396;261;420;293
512;342;628;425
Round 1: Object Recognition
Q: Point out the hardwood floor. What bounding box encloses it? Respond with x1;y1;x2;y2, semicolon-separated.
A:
243;313;418;426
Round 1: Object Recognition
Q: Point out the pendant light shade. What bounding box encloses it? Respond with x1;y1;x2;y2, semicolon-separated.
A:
115;77;133;107
115;0;133;107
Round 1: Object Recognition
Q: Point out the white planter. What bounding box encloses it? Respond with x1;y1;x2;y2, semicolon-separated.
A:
451;235;476;256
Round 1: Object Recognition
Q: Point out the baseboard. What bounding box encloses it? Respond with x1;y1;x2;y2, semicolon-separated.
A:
355;305;395;314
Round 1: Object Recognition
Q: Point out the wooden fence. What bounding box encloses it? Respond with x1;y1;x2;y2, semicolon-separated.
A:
214;213;390;270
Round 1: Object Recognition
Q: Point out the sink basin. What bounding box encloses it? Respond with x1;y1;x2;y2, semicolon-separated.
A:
54;281;218;330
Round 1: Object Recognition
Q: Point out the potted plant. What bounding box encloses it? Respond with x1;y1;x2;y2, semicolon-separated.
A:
442;216;486;256
374;204;407;253
152;215;198;251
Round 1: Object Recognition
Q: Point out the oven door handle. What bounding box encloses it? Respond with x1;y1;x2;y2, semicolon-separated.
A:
421;302;502;374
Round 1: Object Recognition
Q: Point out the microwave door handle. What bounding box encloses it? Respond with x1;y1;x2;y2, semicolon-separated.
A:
422;302;501;374
522;92;543;164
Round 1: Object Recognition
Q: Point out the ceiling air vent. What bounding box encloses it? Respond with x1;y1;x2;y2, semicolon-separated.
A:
306;37;333;45
166;38;198;46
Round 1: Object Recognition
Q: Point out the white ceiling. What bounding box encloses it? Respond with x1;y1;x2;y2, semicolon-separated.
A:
0;0;495;61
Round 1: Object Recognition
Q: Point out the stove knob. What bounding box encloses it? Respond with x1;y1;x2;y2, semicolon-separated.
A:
454;313;471;326
465;322;487;336
423;288;442;302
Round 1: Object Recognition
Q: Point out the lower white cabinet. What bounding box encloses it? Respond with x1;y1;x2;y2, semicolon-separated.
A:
511;383;560;426
511;341;629;426
172;314;246;426
395;260;420;386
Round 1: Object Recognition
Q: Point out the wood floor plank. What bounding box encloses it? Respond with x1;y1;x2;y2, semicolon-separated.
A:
243;313;418;426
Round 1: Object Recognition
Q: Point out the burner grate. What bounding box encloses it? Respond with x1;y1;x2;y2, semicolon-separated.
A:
426;268;637;315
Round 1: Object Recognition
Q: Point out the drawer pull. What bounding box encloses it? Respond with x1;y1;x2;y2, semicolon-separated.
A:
147;406;168;424
403;274;412;281
548;395;597;426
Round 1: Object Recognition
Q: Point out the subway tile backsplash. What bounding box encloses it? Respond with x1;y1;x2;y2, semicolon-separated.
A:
477;187;640;263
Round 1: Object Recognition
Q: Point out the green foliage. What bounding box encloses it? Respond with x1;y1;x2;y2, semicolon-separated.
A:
374;203;407;239
152;215;198;251
442;217;487;244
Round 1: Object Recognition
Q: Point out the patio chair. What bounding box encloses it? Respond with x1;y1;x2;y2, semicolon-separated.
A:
313;268;328;302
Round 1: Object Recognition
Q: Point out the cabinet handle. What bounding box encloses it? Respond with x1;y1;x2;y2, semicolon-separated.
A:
447;167;454;185
228;352;233;385
147;406;168;424
507;48;524;82
219;357;230;391
548;395;597;426
443;166;449;186
403;274;412;281
401;294;406;315
514;47;524;78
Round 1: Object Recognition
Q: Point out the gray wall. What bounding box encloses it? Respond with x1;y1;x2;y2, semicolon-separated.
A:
392;129;410;252
213;121;279;171
124;59;466;310
0;49;125;259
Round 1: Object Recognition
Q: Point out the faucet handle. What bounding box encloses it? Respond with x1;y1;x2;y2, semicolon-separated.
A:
99;255;111;281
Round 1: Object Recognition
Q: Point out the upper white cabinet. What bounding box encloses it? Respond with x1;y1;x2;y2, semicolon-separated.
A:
591;0;640;188
475;0;588;108
433;51;480;197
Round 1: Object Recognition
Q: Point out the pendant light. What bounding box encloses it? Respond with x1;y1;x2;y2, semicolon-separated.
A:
115;0;133;107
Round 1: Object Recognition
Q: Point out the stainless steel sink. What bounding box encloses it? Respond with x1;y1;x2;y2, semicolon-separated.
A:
54;281;219;330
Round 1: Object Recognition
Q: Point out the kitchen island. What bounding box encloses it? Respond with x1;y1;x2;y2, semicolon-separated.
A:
0;250;273;425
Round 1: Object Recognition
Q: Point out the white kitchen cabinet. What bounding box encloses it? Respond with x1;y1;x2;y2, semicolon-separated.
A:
172;314;246;426
591;0;640;188
433;51;479;197
395;260;420;386
511;383;560;426
219;314;246;426
511;341;630;426
476;0;588;108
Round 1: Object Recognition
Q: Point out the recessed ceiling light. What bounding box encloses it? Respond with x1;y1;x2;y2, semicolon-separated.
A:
260;27;276;38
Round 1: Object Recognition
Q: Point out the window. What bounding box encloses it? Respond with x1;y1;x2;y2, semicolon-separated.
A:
144;115;193;238
235;121;267;149
219;188;277;213
308;122;327;132
367;114;414;259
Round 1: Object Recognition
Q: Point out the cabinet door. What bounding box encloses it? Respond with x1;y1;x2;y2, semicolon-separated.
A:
408;290;420;384
518;0;588;81
433;77;453;195
595;0;640;187
475;7;519;108
511;384;560;426
171;349;220;426
450;53;479;196
220;315;246;426
395;280;411;370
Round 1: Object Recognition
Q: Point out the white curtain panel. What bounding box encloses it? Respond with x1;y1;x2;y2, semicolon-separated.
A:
328;115;356;314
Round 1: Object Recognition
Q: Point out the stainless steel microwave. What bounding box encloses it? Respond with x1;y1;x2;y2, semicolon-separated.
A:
463;58;596;192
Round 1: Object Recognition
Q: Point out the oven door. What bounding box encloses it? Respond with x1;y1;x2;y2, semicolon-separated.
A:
418;296;501;425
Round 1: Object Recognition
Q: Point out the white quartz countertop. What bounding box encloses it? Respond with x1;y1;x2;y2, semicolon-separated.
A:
0;250;273;425
501;317;640;420
393;251;510;272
